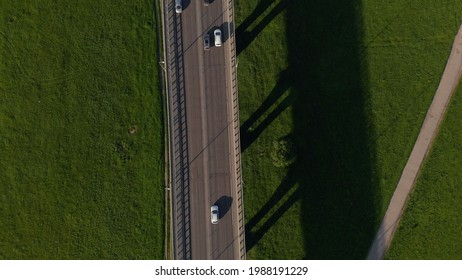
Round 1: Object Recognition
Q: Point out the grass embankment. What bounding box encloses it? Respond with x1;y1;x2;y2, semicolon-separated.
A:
386;85;462;259
235;0;462;259
0;0;164;259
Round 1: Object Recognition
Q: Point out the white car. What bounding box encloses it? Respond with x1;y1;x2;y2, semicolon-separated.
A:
175;0;182;13
214;29;222;47
211;205;219;224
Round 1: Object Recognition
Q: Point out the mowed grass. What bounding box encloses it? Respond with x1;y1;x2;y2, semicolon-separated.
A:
0;1;164;259
235;0;462;259
385;85;462;259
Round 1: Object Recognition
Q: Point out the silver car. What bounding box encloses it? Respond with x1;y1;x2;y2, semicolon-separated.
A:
204;34;210;50
211;205;219;224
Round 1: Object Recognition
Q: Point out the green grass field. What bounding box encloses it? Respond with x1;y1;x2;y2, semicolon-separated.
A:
235;0;462;259
0;1;164;259
385;85;462;259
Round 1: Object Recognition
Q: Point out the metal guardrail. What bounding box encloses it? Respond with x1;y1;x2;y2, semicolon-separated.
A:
226;0;246;260
162;0;191;260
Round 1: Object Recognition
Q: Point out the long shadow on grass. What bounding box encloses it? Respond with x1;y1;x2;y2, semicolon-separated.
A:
290;0;380;259
240;0;380;259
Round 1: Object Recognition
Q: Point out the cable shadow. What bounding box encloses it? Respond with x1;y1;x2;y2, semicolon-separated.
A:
236;0;277;36
240;93;292;151
237;0;288;55
240;68;290;133
245;167;297;232
246;185;302;252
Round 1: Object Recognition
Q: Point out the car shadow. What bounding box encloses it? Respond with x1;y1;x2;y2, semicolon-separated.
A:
182;0;192;10
214;196;233;219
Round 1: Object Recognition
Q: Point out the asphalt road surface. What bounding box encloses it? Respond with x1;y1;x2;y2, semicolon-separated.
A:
183;0;241;260
164;0;245;259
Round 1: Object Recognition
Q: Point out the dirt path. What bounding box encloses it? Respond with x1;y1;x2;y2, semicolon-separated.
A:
367;24;462;260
